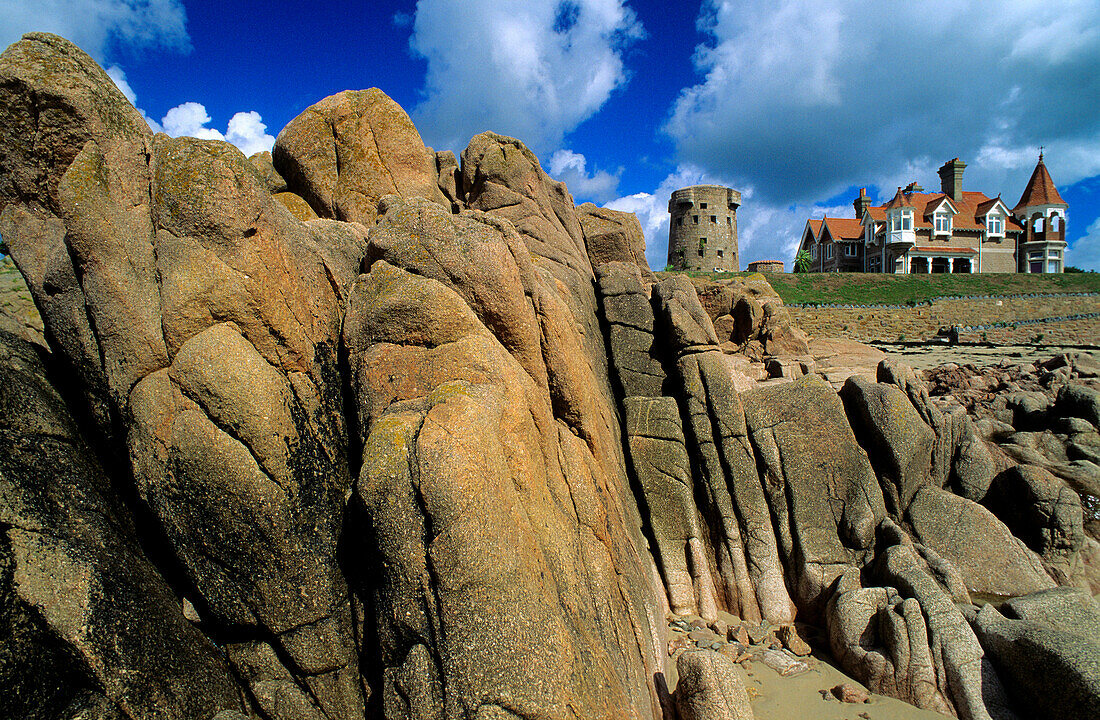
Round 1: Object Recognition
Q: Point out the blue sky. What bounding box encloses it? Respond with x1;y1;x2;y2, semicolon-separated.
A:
3;0;1100;271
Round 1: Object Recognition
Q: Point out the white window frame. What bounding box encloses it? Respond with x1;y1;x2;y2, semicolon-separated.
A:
934;212;951;235
901;211;912;231
844;243;858;257
825;243;835;259
810;244;818;259
986;214;1003;236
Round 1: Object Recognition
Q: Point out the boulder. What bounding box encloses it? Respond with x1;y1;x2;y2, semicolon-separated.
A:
742;375;886;618
0;329;245;719
248;150;288;193
984;465;1085;578
653;275;721;354
342;260;664;718
272;191;320;221
673;650;755;720
1057;384;1100;428
731;294;764;344
972;601;1100;720
577;202;654;282
906;486;1055;597
272;88;447;224
841;376;935;514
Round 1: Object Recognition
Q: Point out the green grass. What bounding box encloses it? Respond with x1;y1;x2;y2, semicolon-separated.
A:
669;270;1100;306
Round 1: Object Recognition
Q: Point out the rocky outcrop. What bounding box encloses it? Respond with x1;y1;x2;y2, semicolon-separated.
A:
273;88;448;224
577;202;655;282
673;650;755;720
2;31;1094;720
0;329;246;719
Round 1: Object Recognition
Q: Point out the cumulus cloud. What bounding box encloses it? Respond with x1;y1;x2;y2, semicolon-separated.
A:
409;0;643;154
1065;217;1100;272
104;66;276;157
156;102;275;156
548;149;621;203
659;0;1100;267
667;0;1100;204
0;0;189;61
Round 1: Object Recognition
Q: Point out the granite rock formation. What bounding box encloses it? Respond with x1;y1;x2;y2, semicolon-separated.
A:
1;32;1098;720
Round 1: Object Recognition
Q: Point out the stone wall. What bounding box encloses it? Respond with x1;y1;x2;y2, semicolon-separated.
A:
789;294;1100;344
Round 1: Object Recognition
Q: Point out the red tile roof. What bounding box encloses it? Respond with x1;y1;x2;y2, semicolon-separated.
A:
822;217;864;241
1014;155;1066;211
870;190;1023;232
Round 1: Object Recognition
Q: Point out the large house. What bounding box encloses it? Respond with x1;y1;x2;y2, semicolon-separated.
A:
796;155;1067;273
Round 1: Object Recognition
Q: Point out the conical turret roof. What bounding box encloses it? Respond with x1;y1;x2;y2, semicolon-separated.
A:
1014;154;1066;211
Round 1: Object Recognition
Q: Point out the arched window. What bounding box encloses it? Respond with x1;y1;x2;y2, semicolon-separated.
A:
1050;214;1061;231
1034;216;1044;232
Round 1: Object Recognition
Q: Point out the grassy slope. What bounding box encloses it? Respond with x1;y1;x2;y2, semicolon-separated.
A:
678;270;1100;305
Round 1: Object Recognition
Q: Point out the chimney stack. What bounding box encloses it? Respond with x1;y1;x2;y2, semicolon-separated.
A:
853;187;871;219
938;158;966;202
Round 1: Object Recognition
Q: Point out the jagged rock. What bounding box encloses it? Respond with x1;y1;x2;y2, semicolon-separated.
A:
673;650;755;720
624;396;714;617
577;202;654;281
676;349;795;625
272;191;320;221
841;376;935;514
984;465;1085;582
654;275;721;353
0;329;246;719
596;261;666;398
434;149;463;210
1057;384;1100;428
272;88;447;224
342;260;663;718
907;486;1055;597
248;150;288;193
743;375;886;619
972;599;1100;720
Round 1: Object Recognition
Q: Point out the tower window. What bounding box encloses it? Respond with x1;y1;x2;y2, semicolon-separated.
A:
700;202;708;209
711;215;717;223
717;249;724;258
693;215;698;224
727;216;731;225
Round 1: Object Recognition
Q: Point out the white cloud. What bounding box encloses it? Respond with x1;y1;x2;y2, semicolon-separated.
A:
667;0;1100;204
0;0;189;61
161;101;225;141
1065;217;1100;272
658;0;1100;270
105;64;136;103
225;111;277;157
103;69;277;157
409;0;643;154
155;102;275;156
548;149;621;203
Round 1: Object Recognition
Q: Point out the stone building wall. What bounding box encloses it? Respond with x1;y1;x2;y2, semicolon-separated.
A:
667;185;741;271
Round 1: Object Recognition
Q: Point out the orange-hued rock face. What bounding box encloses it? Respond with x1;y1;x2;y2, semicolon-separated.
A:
4;30;1094;720
273;87;448;225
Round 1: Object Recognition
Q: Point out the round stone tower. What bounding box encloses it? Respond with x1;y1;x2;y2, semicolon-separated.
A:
667;185;741;271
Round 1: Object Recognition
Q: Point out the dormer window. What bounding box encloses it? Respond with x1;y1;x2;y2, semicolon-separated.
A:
934;212;951;235
987;215;1003;236
902;211;912;230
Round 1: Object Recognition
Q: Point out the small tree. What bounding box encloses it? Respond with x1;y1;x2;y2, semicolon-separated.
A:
794;249;812;273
